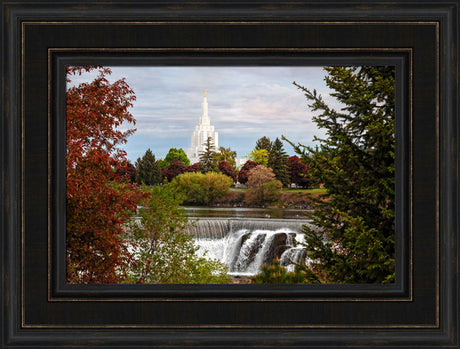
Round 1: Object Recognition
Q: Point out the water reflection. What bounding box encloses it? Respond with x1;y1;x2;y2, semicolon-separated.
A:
182;206;310;220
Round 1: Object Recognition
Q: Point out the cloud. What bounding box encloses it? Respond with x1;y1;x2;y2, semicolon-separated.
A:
67;66;338;162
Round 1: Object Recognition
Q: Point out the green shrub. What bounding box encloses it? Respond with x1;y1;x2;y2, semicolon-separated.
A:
262;180;283;203
122;185;231;284
169;171;233;205
251;257;319;284
185;256;232;284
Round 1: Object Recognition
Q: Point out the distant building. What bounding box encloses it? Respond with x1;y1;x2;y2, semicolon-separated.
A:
186;90;218;164
186;90;246;168
234;157;247;169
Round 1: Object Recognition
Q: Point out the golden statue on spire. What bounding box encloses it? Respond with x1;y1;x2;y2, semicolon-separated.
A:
204;89;207;97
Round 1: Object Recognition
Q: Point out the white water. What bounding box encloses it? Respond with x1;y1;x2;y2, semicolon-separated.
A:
189;218;311;276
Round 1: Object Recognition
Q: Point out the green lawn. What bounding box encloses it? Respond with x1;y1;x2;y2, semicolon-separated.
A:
229;187;326;194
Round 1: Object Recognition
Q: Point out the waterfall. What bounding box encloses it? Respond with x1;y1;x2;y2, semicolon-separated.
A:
188;218;312;276
186;218;230;239
187;218;309;238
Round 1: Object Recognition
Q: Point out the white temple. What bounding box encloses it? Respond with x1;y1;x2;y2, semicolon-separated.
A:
186;90;219;164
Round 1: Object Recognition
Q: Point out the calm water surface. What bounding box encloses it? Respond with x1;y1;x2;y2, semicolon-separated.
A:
183;206;310;220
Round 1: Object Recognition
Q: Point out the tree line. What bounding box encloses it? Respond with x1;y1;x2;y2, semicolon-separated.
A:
131;136;312;189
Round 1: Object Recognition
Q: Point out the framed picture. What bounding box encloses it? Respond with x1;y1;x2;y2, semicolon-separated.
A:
1;1;458;348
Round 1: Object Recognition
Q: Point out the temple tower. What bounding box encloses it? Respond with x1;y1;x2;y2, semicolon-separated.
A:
186;90;219;164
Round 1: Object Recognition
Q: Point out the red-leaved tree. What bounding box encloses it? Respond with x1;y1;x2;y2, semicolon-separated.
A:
237;160;257;185
161;159;187;182
115;161;137;183
186;162;201;173
288;155;311;188
66;66;145;283
218;160;237;182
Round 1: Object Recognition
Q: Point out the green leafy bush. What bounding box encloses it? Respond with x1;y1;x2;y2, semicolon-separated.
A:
169;171;233;205
122;185;231;284
251;257;318;284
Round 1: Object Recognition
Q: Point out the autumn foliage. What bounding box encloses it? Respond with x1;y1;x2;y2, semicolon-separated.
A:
244;165;282;206
115;161;137;183
218;160;237;182
161;159;187;182
237;160;258;184
66;66;145;283
186;162;201;173
288;155;311;188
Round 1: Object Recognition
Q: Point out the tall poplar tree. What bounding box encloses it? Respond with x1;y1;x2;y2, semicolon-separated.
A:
291;66;395;283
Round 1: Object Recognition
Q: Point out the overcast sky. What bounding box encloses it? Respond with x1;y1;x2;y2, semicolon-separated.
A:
68;66;341;164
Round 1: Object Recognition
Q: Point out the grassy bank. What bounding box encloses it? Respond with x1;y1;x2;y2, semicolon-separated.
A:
209;188;326;209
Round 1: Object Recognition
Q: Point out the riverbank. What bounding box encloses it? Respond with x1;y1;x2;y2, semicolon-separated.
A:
207;188;324;210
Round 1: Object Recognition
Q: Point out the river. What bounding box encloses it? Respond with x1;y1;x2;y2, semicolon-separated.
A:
183;206;310;219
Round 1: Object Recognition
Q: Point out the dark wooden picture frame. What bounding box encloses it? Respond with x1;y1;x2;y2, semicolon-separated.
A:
1;1;458;348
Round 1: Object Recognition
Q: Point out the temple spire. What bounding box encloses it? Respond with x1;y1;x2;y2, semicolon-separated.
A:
187;90;218;164
200;89;209;125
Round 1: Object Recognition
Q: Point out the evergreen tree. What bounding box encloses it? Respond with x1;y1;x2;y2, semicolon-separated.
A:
255;136;272;152
199;137;219;173
268;138;290;187
290;66;395;283
135;149;162;185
